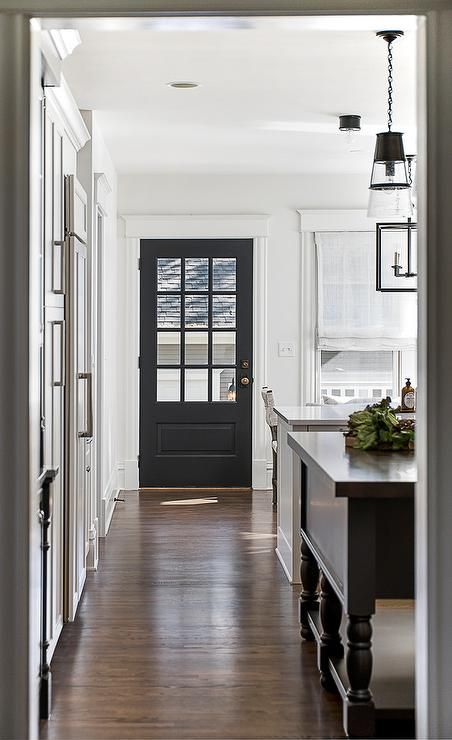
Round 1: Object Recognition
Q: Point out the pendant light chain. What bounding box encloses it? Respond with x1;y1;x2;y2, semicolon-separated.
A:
387;39;393;132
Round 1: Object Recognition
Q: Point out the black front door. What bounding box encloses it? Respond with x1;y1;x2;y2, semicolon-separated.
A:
139;239;253;488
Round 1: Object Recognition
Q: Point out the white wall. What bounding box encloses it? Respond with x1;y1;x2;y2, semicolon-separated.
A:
79;111;122;534
92;115;125;522
117;172;368;482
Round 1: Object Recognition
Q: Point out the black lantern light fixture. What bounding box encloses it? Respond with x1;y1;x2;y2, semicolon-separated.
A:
376;154;418;292
368;31;412;219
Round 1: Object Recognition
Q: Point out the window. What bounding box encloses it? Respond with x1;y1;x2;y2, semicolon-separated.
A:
320;350;394;401
316;231;417;402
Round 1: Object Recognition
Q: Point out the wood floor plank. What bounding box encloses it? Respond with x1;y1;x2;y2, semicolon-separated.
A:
41;490;344;739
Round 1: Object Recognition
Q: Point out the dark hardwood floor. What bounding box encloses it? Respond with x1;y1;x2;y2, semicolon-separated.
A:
41;490;344;739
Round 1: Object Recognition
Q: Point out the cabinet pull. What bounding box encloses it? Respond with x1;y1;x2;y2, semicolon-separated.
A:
78;371;93;438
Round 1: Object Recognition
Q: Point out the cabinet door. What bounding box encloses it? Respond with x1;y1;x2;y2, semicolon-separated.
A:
65;175;90;621
43;104;66;658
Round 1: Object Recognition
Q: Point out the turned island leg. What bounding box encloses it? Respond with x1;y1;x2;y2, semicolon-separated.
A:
299;538;319;640
319;573;343;690
345;614;375;738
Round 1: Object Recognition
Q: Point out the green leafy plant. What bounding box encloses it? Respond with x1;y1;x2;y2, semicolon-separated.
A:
346;397;415;451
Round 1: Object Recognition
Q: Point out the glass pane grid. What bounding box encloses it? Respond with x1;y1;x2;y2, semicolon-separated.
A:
155;255;239;403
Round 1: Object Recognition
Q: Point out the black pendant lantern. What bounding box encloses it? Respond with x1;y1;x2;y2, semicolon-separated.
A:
376;155;418;292
368;31;412;219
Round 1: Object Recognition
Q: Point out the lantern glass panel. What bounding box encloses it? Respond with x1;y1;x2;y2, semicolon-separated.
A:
368;188;413;219
369;160;410;189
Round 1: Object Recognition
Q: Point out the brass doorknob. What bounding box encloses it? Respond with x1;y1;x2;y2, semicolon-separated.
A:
240;376;250;386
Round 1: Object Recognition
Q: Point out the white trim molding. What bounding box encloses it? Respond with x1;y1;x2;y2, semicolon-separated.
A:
121;213;270;491
94;172;112;216
45;74;90;152
100;467;118;537
298;208;377;233
124;214;269;239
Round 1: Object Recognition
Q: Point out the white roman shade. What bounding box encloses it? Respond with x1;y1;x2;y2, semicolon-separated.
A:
316;231;417;351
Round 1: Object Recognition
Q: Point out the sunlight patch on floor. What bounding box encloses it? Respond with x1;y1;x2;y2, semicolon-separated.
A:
241;531;277;540
160;497;219;506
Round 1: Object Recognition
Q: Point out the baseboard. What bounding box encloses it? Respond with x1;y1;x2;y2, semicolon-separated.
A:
276;526;293;583
266;460;273;491
124;458;139;490
253;458;271;490
117;462;125;491
100;469;118;537
86;516;99;571
125;458;266;491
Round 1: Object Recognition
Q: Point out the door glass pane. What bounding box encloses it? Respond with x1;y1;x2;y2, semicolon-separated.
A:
185;294;208;328
212;368;236;402
157;369;180;401
157;295;181;328
157;258;181;291
185;258;208;292
185;369;208;401
212;295;236;327
157;332;180;365
213;258;236;291
212;331;236;365
185;332;208;365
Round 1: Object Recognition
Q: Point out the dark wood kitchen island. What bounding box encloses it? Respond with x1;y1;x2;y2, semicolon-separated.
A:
288;431;416;739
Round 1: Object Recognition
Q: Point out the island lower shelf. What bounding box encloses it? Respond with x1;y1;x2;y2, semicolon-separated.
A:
307;600;415;733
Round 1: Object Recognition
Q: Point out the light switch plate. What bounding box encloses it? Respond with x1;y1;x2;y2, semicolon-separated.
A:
278;342;295;358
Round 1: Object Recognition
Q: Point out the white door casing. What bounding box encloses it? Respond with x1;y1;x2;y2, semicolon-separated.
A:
121;214;269;491
1;7;452;740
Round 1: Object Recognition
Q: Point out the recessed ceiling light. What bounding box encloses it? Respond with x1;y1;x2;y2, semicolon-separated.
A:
167;81;200;89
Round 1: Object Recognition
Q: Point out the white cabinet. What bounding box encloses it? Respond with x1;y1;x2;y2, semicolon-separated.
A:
275;405;362;583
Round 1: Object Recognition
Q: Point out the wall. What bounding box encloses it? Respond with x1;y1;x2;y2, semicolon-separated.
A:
92;115;124;531
118;172;368;483
79;111;122;538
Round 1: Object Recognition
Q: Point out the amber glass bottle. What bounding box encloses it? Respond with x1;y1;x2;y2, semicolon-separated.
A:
401;378;416;411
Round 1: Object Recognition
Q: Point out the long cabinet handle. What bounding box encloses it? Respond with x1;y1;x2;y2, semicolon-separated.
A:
77;371;93;438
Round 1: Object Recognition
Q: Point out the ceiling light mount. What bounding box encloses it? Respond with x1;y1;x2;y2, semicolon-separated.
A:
339;114;361;132
375;30;404;45
167;81;199;89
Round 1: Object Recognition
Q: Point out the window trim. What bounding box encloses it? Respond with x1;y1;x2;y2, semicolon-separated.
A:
298;210;378;405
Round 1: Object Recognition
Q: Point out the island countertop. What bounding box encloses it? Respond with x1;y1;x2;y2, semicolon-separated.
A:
288;431;416;498
274;404;367;426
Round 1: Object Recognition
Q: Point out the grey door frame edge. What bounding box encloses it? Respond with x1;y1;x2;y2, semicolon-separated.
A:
1;4;452;739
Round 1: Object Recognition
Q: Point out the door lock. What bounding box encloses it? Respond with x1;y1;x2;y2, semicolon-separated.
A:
240;376;250;386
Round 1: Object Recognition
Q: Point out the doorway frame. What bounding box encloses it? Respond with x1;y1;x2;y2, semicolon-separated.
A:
2;5;452;740
122;214;270;490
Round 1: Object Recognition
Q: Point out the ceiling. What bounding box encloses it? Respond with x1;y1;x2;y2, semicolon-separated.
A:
59;16;418;175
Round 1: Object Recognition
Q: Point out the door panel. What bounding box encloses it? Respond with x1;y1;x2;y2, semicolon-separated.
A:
43;105;65;659
44;309;65;659
65;175;90;621
140;239;253;488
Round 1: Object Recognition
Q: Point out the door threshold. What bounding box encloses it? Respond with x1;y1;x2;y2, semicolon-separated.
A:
139;486;253;492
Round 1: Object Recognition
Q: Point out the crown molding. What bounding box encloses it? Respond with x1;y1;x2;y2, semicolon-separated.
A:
45;74;90;152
